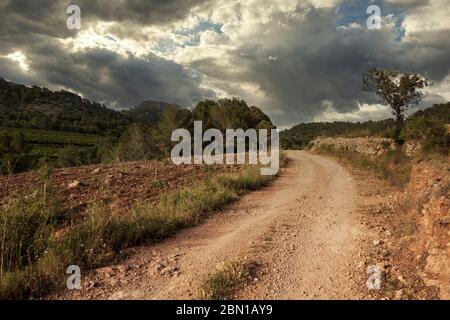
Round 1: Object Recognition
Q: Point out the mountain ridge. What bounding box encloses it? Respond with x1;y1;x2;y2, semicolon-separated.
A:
0;78;175;135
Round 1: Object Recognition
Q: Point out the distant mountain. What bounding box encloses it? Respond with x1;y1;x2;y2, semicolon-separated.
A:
122;100;179;125
0;78;174;136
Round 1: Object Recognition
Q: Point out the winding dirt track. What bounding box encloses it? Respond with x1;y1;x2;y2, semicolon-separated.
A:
59;150;368;300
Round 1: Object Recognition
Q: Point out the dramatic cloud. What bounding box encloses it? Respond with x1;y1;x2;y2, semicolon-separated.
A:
0;0;215;107
0;0;449;126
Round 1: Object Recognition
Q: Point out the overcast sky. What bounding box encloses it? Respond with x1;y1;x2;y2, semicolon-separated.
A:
1;0;449;128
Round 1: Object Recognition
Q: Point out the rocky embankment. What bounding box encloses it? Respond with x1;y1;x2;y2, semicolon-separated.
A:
311;136;449;299
310;137;394;156
401;160;450;298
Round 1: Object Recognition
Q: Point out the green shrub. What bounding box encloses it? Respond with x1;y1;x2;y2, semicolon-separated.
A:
55;203;122;268
160;180;237;225
0;131;30;174
116;124;156;161
401;116;449;154
218;165;272;192
95;136;118;163
0;190;61;274
315;145;411;187
56;145;95;168
0;252;64;299
199;261;257;300
0;188;64;299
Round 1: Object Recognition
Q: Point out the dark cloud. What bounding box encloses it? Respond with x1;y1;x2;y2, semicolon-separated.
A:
188;5;450;126
77;0;211;25
0;0;449;126
30;44;215;107
0;36;215;108
0;0;215;108
0;0;211;53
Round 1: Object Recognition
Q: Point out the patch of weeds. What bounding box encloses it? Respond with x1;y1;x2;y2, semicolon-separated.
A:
0;188;63;299
149;179;166;188
199;261;258;300
1;163;279;299
316;144;412;187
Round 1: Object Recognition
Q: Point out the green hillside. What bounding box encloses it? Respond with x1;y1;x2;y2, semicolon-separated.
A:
281;103;450;149
0;80;274;174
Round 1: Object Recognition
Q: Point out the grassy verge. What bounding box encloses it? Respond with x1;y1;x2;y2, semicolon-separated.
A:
0;158;285;299
199;260;258;300
314;144;412;187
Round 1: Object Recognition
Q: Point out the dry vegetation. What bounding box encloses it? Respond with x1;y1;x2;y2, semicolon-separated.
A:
0;154;285;299
312;138;449;299
199;260;259;300
313;143;412;187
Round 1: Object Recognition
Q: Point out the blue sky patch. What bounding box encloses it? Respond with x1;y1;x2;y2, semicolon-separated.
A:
336;0;406;41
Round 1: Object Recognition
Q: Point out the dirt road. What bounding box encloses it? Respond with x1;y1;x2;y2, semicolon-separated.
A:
58;150;369;300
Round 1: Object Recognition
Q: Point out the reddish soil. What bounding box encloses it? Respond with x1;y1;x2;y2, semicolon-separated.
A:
0;161;240;216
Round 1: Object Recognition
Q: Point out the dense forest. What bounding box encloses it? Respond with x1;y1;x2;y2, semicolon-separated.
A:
0;78;134;136
0;79;274;174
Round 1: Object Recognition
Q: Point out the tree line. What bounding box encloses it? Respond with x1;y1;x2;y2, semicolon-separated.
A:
0;97;274;174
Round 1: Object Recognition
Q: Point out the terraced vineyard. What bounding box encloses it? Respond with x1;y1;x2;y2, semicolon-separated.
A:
1;127;105;162
5;127;103;146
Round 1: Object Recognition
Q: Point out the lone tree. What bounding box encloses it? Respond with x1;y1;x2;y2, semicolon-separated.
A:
362;68;431;138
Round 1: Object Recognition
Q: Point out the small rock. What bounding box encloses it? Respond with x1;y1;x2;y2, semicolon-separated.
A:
394;289;404;300
117;265;130;275
86;281;99;289
436;216;450;225
160;266;179;277
397;275;407;284
68;180;81;188
92;168;101;174
373;239;381;246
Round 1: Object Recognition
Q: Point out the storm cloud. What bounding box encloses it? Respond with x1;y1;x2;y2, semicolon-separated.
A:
0;0;449;126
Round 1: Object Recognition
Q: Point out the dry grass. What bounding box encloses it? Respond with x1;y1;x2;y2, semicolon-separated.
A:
199;261;258;300
0;159;283;299
315;144;412;187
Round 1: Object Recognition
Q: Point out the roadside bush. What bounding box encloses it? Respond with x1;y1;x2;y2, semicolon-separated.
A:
116;124;156;161
160;179;237;225
315;144;411;187
0;131;30;174
218;165;272;192
56;145;95;168
95;136;118;164
199;261;257;300
401;116;449;155
0;167;66;299
0;189;61;274
0;252;64;299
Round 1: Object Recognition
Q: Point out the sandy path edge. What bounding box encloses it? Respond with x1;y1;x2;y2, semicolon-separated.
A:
55;150;368;300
